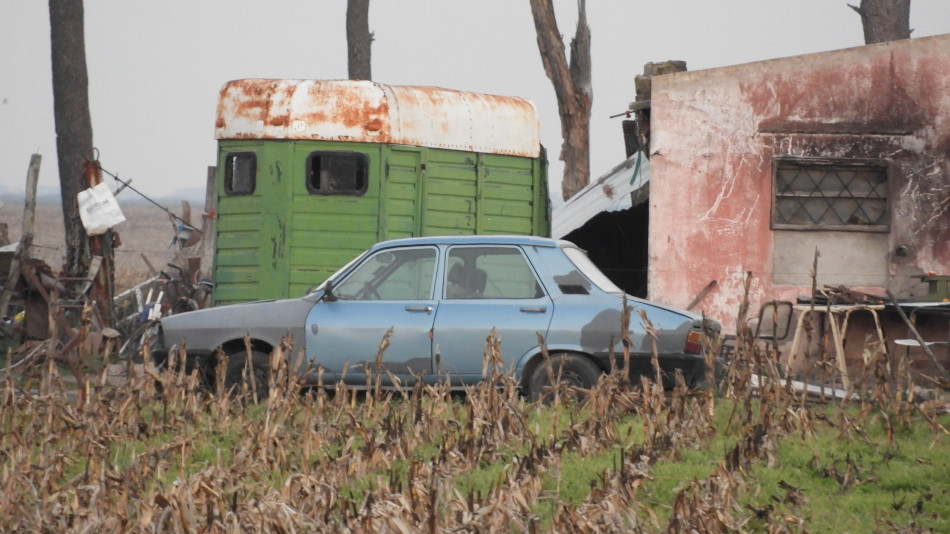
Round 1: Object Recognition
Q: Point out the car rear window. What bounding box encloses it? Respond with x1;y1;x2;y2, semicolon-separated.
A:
561;245;624;295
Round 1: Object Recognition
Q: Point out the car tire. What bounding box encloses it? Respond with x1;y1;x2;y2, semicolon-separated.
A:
225;350;270;401
526;353;601;403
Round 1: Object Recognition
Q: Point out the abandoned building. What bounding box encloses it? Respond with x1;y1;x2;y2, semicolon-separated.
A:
559;34;950;386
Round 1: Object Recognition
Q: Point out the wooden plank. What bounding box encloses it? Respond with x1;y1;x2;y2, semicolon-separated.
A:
827;310;851;391
0;154;41;318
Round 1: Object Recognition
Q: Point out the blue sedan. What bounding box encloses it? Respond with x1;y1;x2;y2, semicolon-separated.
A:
151;236;719;399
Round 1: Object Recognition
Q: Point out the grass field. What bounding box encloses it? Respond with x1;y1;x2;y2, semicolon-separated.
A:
2;326;948;532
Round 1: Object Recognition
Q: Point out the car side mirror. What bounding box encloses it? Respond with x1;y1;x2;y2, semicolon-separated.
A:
323;279;338;302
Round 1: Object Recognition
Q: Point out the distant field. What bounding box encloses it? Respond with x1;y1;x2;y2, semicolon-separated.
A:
2;200;209;291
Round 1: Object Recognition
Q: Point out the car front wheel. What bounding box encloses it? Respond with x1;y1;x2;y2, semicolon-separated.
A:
225;350;270;401
526;352;601;403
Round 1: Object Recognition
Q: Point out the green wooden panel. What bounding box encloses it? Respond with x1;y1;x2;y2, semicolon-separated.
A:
213;265;260;283
214;244;261;267
212;139;547;304
214;285;263;304
213;141;296;304
479;215;537;234
281;142;382;296
484;200;535;219
215;216;264;232
216;197;264;214
381;146;423;241
424;210;476;232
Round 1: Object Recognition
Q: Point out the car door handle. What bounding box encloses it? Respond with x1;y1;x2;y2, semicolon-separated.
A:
520;306;547;313
405;305;434;313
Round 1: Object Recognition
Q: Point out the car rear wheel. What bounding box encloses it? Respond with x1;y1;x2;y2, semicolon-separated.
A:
225;350;270;401
526;353;601;403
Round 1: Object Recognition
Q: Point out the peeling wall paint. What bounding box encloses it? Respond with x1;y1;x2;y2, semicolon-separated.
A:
648;34;950;333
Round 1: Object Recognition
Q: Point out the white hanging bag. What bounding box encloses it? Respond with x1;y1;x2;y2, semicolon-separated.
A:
77;182;126;235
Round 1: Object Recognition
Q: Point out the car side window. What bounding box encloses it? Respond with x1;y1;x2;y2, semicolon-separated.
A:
335;247;436;301
445;246;544;299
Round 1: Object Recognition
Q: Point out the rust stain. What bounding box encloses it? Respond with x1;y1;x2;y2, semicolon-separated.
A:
215;79;540;157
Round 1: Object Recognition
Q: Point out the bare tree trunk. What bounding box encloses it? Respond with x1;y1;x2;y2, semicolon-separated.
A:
849;0;911;44
49;0;94;278
347;0;373;80
530;0;592;201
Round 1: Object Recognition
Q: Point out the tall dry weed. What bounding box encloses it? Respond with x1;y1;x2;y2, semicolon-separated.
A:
2;280;947;532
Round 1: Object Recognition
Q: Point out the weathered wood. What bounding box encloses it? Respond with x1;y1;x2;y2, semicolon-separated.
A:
530;0;592;200
826;309;852;391
0;154;41;318
82;161;115;329
140;253;158;276
196;166;217;278
50;0;94;279
20;265;51;340
346;0;372;80
180;200;192;226
849;0;911;44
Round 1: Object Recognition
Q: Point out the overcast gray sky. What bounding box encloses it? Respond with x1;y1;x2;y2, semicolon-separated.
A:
2;1;950;208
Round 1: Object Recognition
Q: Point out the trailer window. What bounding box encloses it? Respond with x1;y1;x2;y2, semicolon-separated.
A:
306;152;368;195
223;153;256;195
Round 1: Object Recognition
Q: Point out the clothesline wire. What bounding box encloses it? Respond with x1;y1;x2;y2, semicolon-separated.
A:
99;165;191;227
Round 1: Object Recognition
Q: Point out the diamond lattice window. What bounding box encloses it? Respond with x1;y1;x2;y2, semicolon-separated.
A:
772;159;889;232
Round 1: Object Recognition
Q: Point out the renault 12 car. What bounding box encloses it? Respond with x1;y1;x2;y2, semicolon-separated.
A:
150;235;719;399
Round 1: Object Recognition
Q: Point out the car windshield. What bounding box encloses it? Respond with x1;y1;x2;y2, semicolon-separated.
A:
561;244;625;296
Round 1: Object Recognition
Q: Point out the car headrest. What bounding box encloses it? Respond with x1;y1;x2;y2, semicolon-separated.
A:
471;268;487;293
448;263;466;285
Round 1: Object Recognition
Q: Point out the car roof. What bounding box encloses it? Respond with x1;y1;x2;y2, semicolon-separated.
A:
369;235;565;251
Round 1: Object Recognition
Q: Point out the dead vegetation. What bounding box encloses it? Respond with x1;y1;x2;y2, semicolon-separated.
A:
2;203;949;531
2;300;948;532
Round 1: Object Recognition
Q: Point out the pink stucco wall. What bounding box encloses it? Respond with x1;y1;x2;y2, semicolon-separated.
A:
648;34;950;332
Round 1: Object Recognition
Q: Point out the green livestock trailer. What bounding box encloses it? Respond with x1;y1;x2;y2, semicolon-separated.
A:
212;79;550;305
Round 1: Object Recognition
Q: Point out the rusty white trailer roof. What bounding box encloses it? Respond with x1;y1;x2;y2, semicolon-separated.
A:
214;79;541;157
551;152;651;239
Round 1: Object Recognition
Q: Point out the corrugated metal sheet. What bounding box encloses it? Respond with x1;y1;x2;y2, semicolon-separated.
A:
551;152;651;239
214;79;541;157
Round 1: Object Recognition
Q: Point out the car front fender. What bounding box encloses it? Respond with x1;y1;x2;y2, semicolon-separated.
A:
157;297;313;358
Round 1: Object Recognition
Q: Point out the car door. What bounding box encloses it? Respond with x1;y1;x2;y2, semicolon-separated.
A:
305;246;438;386
431;245;553;385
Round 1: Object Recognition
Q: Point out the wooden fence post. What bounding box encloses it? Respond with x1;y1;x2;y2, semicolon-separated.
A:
0;154;41;318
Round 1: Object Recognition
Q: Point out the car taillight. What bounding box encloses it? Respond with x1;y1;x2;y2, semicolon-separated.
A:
684;330;703;354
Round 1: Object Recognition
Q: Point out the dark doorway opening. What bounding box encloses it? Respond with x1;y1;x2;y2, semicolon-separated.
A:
563;202;649;298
